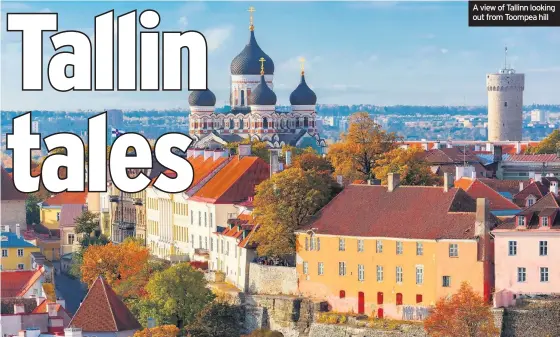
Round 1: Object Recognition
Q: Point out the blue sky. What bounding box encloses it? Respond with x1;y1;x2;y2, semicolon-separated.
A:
1;1;559;110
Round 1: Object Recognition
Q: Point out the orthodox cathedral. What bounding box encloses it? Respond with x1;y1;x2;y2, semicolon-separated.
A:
188;7;327;153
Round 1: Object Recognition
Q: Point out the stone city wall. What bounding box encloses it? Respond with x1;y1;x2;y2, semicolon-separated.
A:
248;263;298;296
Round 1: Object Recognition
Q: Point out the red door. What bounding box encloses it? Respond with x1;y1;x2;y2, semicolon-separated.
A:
377;308;384;318
358;292;365;314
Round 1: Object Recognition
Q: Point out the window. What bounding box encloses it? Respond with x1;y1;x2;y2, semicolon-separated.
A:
17;249;24;257
541;217;549;227
57;212;60;221
68;234;75;245
191;210;194;225
318;262;324;275
504;101;507;107
416;265;424;285
539;241;548;256
416;294;423;304
358;264;365;281
211;238;214;251
198;211;201;226
527;199;534;207
199;236;202;249
338;262;347;276
221;240;224;254
357;239;364;252
1;249;7;257
396;266;403;283
508;241;517;256
205;237;208;250
303;262;309;275
442;276;451;287
396;241;403;255
339;238;345;251
18;264;24;270
517;267;526;282
540;267;549;282
339;290;345;299
204;212;207;227
209;213;213;228
517;216;526;226
305;237;309;251
449;243;459;257
316;237;321;251
310;237;315;250
376;240;383;253
191;234;194;248
226;242;230;256
376;265;383;282
416;242;423;256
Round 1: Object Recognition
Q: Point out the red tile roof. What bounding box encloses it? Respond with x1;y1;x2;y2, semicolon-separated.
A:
513;181;548;206
69;276;141;332
1;167;26;201
301;184;498;240
43;191;88;206
149;156;228;190
190;156;269;204
465;180;520;211
496;192;560;230
0;268;43;298
59;204;86;227
506;154;560;162
32;299;71;317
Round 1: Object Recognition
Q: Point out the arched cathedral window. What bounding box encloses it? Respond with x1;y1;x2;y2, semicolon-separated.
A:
240;90;245;106
230;119;234;129
304;117;309;128
263;117;268;129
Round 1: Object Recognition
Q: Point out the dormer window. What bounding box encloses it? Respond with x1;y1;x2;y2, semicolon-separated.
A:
517;216;526;227
527;197;535;207
541;217;549;227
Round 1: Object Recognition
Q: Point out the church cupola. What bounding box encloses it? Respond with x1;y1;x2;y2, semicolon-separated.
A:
230;6;274;108
189;89;216;135
290;58;317;106
189;89;216;107
249;59;277;107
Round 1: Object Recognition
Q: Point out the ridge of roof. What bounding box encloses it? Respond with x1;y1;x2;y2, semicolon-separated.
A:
466;179;520;211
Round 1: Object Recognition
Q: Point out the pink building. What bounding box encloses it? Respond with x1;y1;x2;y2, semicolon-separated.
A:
493;191;560;307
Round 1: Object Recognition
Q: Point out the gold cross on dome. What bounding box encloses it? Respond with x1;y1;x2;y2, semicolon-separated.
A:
259;57;266;75
299;57;306;74
248;6;256;31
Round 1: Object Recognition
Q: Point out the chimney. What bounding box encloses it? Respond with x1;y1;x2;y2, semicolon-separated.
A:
4;225;10;232
474;144;480;151
446;142;453;149
551;181;559;195
471;171;477;179
486;142;492;152
14;303;25;314
269;149;280;176
19;329;41;337
186;149;195;158
56;298;66;309
493;145;503;163
16;223;21;238
193;148;204;158
238;144;252;157
535;173;543;183
203;149;213;161
36;296;46;306
337;175;343;186
475;198;491;238
444;173;454;192
519;181;524;192
213;149;227;161
285;150;292;166
434;142;440;150
47;302;58;317
64;328;83;337
367;179;381;185
387;173;400;192
515;141;521;154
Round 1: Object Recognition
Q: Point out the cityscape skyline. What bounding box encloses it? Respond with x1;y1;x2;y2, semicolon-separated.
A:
1;1;559;111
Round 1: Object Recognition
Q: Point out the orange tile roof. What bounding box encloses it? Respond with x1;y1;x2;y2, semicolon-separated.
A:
1;167;27;201
454;177;475;191
43;190;88;206
465;180;520;211
149;156;227;190
32;298;71;317
190;156;269;204
0;268;43;298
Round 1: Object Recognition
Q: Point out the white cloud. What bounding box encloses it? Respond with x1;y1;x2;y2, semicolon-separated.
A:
369;54;379;62
440;48;449;54
204;26;233;52
0;2;31;10
178;16;188;30
421;33;436;40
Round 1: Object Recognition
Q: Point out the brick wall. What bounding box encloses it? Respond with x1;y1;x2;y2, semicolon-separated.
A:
248;263;298;295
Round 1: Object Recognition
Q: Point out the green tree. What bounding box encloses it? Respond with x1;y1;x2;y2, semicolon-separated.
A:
141;263;215;329
373;148;442;186
525;130;560;154
74;210;100;236
26;194;42;225
252;167;333;257
226;139;271;162
186;302;243;337
245;329;284;337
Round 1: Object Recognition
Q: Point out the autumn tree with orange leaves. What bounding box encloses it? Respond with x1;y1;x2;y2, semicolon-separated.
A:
328;112;400;182
133;325;179;337
424;282;499;337
81;238;150;299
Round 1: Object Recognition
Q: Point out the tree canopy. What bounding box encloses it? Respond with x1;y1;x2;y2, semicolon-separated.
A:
328;112;400;182
252;167;333;257
424;282;499;337
226;138;271;162
133;325;179;337
373;147;442;186
74;210;100;236
186;302;243;337
525;129;560;154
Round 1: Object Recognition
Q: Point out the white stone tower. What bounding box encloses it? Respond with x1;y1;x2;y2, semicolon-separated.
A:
487;47;525;141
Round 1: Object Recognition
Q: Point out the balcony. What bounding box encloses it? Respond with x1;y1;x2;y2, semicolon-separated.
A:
114;221;135;230
133;198;143;206
109;195;120;203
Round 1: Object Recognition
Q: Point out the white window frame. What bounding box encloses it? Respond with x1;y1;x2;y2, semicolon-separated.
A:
517;267;526;282
339;238;345;251
508;241;517;256
338;262;346;276
358;264;365;281
376;265;383;282
17;263;24;270
540;267;549;282
517;216;526;227
442;275;451;287
17;249;24;257
1;249;7;257
539;241;548;256
303;262;309;275
318;262;324;275
357;239;364;252
376;240;383;253
416;265;424;285
449;243;459;257
416;242;423;256
396;266;403;283
396;241;403;255
541;216;549;227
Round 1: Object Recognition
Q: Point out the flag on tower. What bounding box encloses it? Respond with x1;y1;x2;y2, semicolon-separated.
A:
111;127;125;138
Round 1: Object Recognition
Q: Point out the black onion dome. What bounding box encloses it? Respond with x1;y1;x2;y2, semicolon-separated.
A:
188;89;216;107
289;74;317;105
230;31;274;75
248;75;277;106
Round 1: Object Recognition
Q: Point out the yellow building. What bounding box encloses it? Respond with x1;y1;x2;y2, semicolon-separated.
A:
295;174;495;320
40;191;88;230
1;231;41;270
